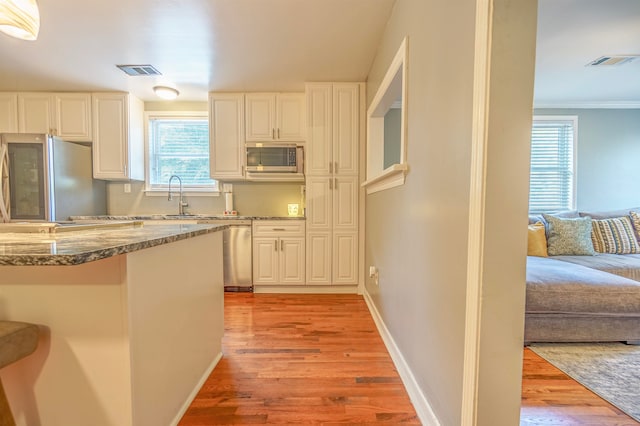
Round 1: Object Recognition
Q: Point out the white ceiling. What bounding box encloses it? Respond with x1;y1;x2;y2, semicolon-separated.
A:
0;0;396;101
535;0;640;107
0;0;638;105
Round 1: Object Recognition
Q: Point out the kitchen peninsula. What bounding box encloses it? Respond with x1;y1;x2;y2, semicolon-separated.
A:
0;223;225;426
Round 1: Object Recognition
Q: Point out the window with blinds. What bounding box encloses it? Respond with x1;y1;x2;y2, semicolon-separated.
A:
529;116;577;213
146;113;219;192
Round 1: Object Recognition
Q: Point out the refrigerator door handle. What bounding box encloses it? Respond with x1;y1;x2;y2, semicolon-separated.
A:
0;144;10;222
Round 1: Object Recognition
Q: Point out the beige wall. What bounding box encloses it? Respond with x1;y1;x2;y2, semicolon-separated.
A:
107;181;304;217
107;101;305;217
364;0;536;425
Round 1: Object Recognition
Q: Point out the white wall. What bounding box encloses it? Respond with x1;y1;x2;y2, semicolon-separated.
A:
534;108;640;211
364;0;536;424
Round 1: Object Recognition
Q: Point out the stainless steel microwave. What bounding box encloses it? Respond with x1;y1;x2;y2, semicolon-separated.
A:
245;143;303;173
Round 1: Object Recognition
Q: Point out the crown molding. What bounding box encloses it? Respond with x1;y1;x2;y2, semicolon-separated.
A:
534;101;640;109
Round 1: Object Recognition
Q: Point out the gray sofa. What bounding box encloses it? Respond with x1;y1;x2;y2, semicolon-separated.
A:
525;208;640;344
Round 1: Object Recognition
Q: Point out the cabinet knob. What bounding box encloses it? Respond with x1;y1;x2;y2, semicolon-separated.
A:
274;240;278;251
280;240;284;251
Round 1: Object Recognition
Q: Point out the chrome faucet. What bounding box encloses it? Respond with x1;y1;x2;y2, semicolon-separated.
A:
168;175;188;215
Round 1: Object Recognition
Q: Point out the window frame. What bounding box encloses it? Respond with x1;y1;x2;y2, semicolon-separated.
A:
529;115;578;213
144;111;219;196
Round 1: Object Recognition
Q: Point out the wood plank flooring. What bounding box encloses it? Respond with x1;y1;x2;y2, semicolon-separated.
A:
179;293;639;425
179;293;420;425
520;348;638;425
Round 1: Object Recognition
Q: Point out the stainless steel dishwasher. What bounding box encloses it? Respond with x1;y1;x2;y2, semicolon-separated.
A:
198;219;253;292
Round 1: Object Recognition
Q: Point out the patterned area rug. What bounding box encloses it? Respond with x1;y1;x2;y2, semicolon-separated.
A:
529;343;640;422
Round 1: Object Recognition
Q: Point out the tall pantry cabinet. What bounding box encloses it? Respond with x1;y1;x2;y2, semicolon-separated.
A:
305;83;360;285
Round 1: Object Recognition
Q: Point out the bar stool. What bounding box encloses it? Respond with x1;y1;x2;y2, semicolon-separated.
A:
0;322;39;426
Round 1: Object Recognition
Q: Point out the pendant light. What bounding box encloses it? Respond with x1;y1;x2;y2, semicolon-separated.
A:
0;0;40;41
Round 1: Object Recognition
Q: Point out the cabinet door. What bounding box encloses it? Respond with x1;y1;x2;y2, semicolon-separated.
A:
305;176;331;230
333;175;358;230
55;93;92;141
18;93;54;134
333;84;359;175
209;93;245;180
92;93;128;180
276;93;306;141
0;93;18;133
333;232;358;284
306;232;331;285
279;237;305;284
245;93;276;141
253;237;279;284
305;84;332;175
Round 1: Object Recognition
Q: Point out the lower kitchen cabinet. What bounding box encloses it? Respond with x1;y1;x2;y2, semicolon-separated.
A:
306;231;357;285
253;220;305;285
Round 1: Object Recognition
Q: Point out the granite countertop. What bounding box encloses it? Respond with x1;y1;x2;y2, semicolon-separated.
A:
0;223;227;266
69;215;306;221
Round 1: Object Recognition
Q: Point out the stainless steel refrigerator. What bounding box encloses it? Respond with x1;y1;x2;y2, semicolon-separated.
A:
0;133;106;222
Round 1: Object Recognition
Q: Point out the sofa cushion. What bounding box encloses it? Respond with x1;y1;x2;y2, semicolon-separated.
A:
526;256;640;316
591;216;640;254
553;253;640;282
528;222;548;257
543;214;596;256
579;207;640;220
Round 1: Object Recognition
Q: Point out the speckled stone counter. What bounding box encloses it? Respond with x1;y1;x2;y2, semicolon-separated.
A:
70;214;305;221
0;223;226;266
1;225;225;425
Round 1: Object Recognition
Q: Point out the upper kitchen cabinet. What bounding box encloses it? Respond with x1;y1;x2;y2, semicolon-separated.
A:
209;93;245;180
17;93;93;141
0;93;18;133
92;93;144;181
245;93;306;142
305;84;359;176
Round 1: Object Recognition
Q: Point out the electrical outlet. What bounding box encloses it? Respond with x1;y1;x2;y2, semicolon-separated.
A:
123;183;131;193
369;266;379;286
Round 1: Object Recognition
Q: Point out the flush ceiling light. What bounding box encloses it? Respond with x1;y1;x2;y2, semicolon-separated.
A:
0;0;40;41
153;86;179;100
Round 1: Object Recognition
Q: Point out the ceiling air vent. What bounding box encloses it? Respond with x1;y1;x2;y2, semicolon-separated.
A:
116;64;162;76
586;55;640;67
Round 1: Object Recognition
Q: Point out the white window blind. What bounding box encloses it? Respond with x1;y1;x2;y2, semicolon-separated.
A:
146;113;219;192
529;116;577;213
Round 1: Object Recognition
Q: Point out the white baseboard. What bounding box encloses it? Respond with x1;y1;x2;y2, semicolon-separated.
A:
363;290;441;426
253;285;359;294
170;350;223;426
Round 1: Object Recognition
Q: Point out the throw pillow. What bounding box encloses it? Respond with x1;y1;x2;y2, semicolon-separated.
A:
628;211;640;243
527;222;548;257
542;214;596;256
591;216;640;254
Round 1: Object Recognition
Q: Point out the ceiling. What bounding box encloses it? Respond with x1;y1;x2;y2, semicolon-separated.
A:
0;0;638;105
0;0;396;101
535;0;640;107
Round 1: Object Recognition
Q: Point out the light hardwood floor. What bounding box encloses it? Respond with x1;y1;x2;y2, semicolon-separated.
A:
179;293;638;425
179;293;420;424
521;348;638;425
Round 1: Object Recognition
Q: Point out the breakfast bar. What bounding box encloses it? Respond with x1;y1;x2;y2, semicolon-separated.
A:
0;223;226;426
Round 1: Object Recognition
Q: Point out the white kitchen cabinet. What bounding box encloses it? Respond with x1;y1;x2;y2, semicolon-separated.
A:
0;92;18;133
253;220;305;285
245;93;306;142
92;92;144;180
305;84;358;176
305;83;360;286
18;92;92;141
209;93;245;180
305;175;357;230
